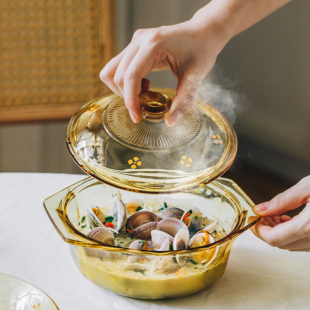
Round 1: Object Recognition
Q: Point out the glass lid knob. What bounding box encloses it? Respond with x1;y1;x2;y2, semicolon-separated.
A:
103;91;203;152
140;91;172;123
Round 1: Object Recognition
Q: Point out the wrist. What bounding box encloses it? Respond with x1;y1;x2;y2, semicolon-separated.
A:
190;1;238;51
186;18;230;56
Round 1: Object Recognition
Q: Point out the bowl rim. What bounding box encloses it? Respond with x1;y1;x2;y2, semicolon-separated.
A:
43;176;261;256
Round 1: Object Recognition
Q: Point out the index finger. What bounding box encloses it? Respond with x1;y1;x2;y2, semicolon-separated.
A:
255;176;310;216
123;45;167;122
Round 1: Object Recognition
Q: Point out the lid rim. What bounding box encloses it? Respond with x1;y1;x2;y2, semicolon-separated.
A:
66;87;238;193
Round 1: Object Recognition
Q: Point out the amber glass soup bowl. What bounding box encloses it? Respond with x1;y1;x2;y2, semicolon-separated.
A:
44;176;259;300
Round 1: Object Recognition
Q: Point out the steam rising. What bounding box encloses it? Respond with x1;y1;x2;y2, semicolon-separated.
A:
198;66;247;124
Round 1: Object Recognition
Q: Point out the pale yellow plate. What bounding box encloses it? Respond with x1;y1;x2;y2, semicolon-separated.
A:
0;273;59;310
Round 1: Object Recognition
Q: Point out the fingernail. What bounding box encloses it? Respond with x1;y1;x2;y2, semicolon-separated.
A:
129;110;138;123
166;110;181;127
254;203;269;214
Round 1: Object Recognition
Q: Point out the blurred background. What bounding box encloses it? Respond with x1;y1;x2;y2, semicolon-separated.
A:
1;0;309;206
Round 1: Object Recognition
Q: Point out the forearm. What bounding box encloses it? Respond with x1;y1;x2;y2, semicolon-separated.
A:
192;0;293;45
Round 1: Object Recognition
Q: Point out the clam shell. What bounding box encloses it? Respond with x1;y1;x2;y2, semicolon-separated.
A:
128;240;145;250
87;206;104;228
173;228;189;266
161;207;184;220
85;227;115;259
181;206;204;233
173;229;189;251
130;222;157;240
156;218;189;239
111;192;128;232
181;206;201;220
203;221;217;233
127;211;159;240
151;230;174;250
128;240;153;263
159;238;172;251
126;211;158;230
188;231;214;248
87;227;115;245
128;240;154;251
188;232;217;265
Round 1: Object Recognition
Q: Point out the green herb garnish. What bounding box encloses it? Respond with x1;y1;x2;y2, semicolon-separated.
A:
169;244;173;251
139;240;144;243
90;226;93;230
135;270;145;275
158;207;164;211
172;257;178;264
194;216;198;221
189;259;198;265
81;225;86;228
136;206;143;212
81;215;86;223
188;209;193;215
99;258;103;261
105;216;114;222
214;229;217;233
164;202;168;208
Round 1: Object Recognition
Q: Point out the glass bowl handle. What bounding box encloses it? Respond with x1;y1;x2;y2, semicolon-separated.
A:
43;178;98;246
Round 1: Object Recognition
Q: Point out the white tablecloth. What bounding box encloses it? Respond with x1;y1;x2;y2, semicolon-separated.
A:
0;173;309;310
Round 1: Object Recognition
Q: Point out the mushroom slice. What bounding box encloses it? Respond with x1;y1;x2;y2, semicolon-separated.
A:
151;239;173;272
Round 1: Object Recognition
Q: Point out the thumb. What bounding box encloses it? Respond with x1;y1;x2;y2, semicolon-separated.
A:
165;72;203;126
254;176;310;216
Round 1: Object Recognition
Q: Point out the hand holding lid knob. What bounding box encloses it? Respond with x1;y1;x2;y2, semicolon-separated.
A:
140;91;172;123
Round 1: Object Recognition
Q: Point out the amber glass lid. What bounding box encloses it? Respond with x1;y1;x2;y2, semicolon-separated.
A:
66;87;237;193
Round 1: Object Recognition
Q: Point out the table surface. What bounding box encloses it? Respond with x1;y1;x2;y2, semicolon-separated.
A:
0;173;309;310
